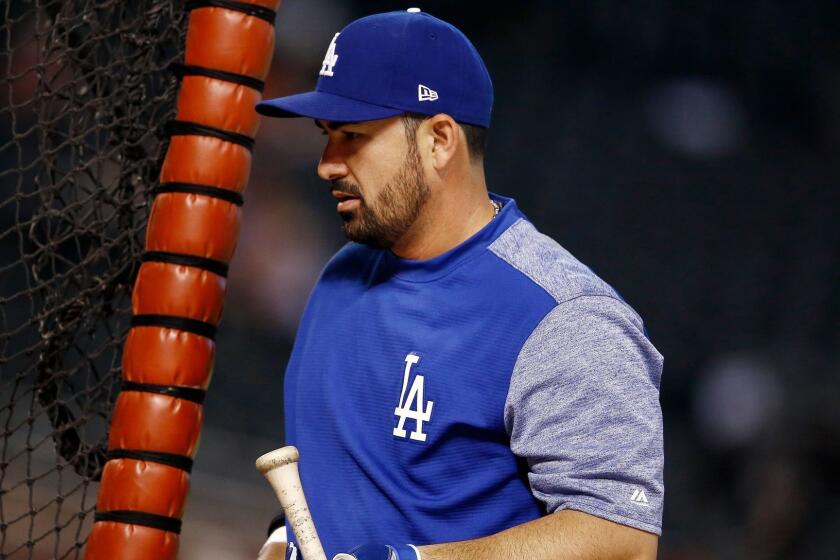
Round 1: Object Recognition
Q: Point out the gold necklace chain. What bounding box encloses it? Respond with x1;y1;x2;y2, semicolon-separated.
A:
490;199;502;217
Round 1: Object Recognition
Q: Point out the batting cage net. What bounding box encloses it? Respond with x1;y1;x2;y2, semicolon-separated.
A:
0;1;185;557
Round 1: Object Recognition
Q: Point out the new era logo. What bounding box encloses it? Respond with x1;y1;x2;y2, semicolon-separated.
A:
630;489;649;506
418;84;439;102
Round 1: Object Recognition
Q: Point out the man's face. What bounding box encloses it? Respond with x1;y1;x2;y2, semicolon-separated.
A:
316;116;430;249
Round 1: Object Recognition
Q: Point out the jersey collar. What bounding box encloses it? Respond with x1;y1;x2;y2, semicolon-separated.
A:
377;193;523;283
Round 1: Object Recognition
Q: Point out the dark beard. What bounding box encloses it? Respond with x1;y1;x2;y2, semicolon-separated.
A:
337;140;429;249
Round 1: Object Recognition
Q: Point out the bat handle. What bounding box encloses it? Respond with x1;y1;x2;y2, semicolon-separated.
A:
256;446;328;560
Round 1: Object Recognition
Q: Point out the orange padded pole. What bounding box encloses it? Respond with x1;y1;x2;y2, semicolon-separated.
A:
85;1;281;558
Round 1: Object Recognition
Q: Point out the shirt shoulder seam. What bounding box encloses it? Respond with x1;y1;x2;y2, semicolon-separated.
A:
488;219;618;305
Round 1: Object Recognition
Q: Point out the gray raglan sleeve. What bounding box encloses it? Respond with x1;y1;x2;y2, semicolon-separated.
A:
504;295;664;535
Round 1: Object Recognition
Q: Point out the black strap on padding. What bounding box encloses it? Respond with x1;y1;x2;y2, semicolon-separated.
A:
153;182;244;206
185;0;276;25
95;510;182;534
107;449;194;473
121;381;207;405
170;62;265;92
166;120;255;151
142;251;229;278
131;314;217;340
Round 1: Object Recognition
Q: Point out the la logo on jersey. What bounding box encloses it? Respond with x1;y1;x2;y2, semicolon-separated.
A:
393;353;434;442
320;33;340;77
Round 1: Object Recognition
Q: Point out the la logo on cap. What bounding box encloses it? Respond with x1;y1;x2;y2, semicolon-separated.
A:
320;33;340;77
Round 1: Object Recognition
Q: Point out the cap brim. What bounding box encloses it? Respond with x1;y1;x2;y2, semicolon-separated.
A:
256;91;404;122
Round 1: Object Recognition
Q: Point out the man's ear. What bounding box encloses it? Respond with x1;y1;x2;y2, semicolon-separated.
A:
423;114;460;171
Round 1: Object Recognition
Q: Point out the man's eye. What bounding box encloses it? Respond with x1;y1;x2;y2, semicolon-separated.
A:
343;131;360;140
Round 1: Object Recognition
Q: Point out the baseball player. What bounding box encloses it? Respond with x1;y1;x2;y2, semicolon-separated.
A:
255;9;664;560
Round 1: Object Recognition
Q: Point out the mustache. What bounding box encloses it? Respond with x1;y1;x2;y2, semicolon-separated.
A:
331;180;362;198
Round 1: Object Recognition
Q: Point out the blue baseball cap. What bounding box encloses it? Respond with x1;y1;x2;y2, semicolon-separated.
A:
256;9;493;128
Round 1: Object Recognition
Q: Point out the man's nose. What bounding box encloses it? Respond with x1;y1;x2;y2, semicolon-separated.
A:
317;143;349;181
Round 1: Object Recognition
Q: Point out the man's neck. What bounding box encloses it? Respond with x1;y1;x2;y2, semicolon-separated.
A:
391;180;495;261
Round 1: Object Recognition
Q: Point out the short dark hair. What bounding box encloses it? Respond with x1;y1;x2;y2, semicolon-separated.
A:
401;113;488;162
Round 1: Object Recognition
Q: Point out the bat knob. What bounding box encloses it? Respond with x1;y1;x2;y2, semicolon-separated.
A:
255;445;300;474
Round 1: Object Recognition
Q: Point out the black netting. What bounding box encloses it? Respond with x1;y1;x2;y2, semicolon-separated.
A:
0;1;185;557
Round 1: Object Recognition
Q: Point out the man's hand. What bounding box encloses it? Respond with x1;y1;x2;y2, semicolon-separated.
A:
257;541;295;560
333;544;420;560
259;515;289;559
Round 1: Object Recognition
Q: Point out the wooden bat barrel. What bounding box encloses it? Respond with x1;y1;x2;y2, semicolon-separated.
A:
256;446;328;560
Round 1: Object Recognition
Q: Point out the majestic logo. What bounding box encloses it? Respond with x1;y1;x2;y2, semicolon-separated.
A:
320;33;340;77
630;488;649;506
418;84;439;102
393;353;434;442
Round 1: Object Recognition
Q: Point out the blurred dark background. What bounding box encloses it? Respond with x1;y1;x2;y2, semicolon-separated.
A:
208;1;839;558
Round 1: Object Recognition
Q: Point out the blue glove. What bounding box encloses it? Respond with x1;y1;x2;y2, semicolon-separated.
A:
333;544;421;560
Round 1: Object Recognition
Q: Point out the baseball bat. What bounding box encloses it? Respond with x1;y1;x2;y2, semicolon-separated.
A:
255;446;328;560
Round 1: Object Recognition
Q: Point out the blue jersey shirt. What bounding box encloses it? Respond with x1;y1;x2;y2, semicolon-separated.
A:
283;195;664;555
